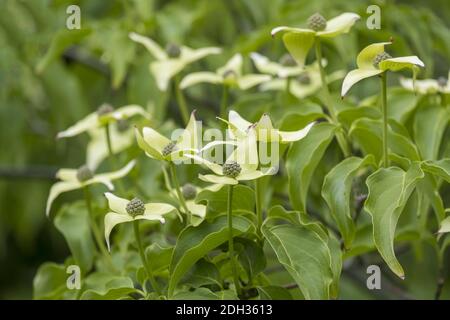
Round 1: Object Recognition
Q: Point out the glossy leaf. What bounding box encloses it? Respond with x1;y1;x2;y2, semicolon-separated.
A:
286;123;337;211
364;163;424;278
168;215;254;296
322;155;376;248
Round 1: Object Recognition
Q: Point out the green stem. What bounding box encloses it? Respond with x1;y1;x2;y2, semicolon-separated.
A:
105;124;125;193
314;39;351;157
254;179;263;239
286;76;292;96
105;124;116;167
380;72;389;167
83;186;110;260
220;84;229;119
227;184;241;296
174;76;190;125
133;220;161;296
169;162;191;225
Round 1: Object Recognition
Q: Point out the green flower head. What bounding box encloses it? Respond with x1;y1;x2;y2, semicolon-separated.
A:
251;53;345;98
57;104;150;139
341;42;425;97
135;111;201;162
180;54;271;91
271;12;360;67
104;192;177;251
129;32;222;91
46;160;136;217
219;110;315;144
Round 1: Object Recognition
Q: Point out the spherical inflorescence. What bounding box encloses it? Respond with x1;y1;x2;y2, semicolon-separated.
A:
437;76;448;88
126;197;145;217
373;52;392;69
97;104;114;116
307;13;327;31
297;72;311;85
162;141;177;157
182;183;197;200
166;43;181;58
76;165;94;182
279;54;297;67
116;119;130;132
222;161;241;178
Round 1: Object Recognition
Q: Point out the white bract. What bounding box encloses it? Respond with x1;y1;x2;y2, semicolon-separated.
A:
341;42;425;96
46;160;136;217
129;32;222;91
189;128;275;185
271;13;360;67
180;53;271;90
250;54;344;99
219;110;315;143
135;111;202;162
103;192;177;251
400;71;450;94
57;104;149;139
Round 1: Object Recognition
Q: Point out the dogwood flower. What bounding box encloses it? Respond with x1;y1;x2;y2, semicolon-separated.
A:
180;53;271;90
400;71;450;94
46;160;136;217
250;54;344;99
135;111;202;162
271;12;360;67
250;52;304;79
103;192;177;251
219;110;315;143
341;42;425;96
190;128;275;185
57;104;149;139
129;32;222;91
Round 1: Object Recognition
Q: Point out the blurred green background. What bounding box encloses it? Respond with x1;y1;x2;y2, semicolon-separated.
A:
0;0;448;299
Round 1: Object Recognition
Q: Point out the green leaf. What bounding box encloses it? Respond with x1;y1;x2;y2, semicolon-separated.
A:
262;223;334;299
168;216;254;297
54;202;96;272
33;263;69;300
256;286;293;300
80;275;136;300
322;155;376;248
421;159;450;182
364;163;424;278
196;184;255;218
414;103;449;160
180;258;221;289
385;88;419;124
337;106;381;130
180;259;222;288
36;28;91;73
171;287;225;300
349;118;420;163
235;237;266;280
286;123;336;211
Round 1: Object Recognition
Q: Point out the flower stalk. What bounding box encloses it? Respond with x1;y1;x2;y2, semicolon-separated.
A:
169;162;191;224
174;76;190;125
315;39;351;157
227;184;241;296
254;179;263;239
380;72;389;167
220;84;229;119
133;220;162;296
83;186;115;272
